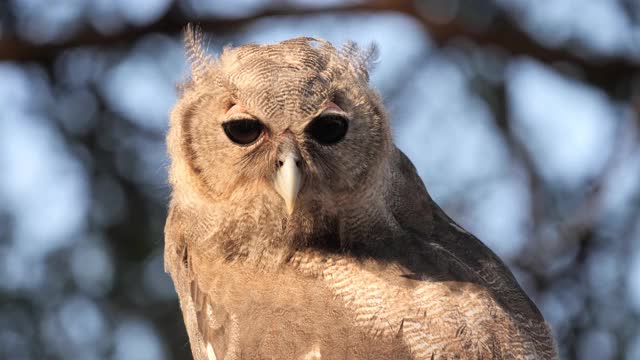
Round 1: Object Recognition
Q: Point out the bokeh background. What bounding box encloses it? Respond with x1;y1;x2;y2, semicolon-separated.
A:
1;0;639;358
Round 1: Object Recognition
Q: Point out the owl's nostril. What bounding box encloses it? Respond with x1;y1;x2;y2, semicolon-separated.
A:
277;158;301;169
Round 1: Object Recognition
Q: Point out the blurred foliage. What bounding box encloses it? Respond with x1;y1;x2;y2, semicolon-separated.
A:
0;0;639;359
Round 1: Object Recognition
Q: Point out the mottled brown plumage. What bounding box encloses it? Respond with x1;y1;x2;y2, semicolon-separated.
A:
164;26;557;359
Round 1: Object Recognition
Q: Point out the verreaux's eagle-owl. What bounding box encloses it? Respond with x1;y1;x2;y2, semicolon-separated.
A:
164;27;556;359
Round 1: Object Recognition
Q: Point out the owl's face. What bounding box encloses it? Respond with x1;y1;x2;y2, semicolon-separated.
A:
171;38;391;217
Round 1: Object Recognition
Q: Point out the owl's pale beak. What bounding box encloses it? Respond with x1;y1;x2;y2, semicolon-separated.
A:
273;152;302;215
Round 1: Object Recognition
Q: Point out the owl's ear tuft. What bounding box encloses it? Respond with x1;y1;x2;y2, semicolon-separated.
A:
340;41;379;83
184;24;211;83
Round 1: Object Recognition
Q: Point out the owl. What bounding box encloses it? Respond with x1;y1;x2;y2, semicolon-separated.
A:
164;27;556;360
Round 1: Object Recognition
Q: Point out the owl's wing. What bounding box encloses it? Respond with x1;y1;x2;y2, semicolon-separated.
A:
389;149;536;312
389;149;557;358
165;205;232;360
417;219;557;358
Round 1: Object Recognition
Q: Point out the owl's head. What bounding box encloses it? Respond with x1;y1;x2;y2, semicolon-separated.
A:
168;28;392;218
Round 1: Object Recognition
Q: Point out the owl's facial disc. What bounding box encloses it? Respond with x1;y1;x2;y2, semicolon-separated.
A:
273;150;302;215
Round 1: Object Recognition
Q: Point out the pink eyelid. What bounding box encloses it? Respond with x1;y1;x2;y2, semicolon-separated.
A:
323;101;343;113
226;103;247;116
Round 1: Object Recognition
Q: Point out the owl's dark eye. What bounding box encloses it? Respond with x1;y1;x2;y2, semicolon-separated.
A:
222;119;264;145
305;114;348;145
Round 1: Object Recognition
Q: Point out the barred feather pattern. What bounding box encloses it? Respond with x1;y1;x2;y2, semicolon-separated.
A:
184;25;213;83
289;251;554;359
164;33;557;360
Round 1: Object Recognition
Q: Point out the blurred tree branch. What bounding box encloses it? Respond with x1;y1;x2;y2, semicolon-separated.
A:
1;0;637;99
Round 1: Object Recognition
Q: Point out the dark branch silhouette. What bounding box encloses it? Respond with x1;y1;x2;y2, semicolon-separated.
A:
1;0;637;97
